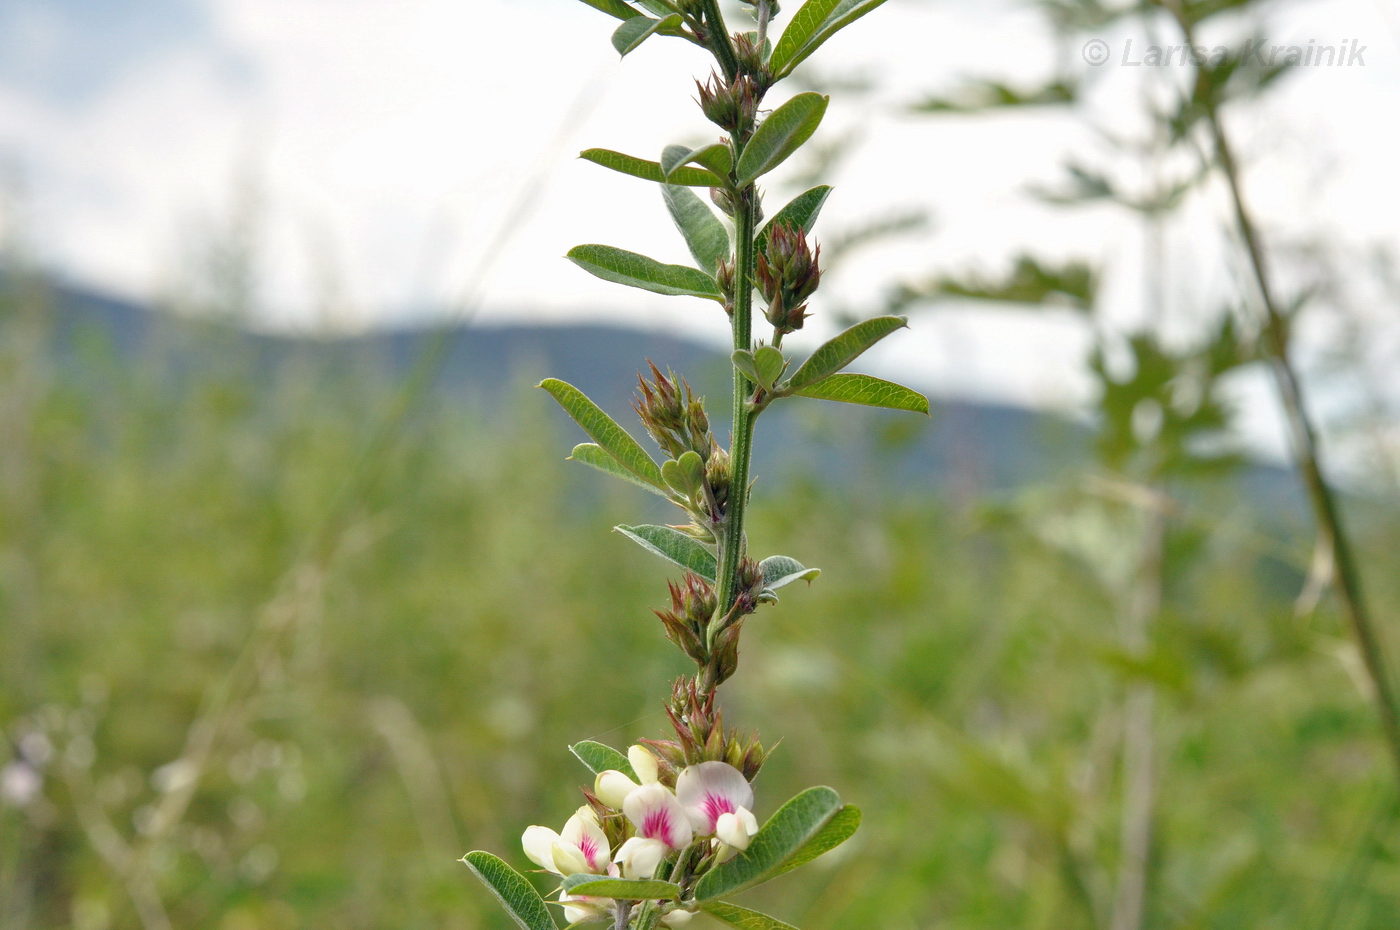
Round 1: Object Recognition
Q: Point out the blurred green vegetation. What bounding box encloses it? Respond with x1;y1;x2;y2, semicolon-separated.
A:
3;279;1400;930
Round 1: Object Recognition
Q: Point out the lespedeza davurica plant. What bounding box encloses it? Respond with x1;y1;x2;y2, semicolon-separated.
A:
462;1;926;927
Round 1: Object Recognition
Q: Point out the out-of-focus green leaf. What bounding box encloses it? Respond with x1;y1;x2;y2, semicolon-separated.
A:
614;525;717;579
461;852;559;930
569;740;638;780
770;0;890;77
703;902;800;930
793;373;929;415
736;94;829;186
911;79;1076;113
580;149;723;187
756;186;832;254
569;443;670;496
567;245;723;301
783;316;908;391
759;555;820;590
578;0;640;21
612;14;682;56
539;379;662;487
662;185;729;273
662;143;733;181
561;875;681;899
888;256;1097;312
694;787;858;900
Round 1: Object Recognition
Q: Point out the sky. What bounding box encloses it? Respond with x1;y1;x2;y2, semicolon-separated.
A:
2;0;1399;460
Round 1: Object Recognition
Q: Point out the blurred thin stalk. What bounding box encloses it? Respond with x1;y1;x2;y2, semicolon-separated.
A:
1162;2;1400;783
1110;500;1164;930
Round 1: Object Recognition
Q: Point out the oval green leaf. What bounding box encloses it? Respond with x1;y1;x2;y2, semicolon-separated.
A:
736;93;829;187
569;740;639;780
694;787;858;901
580;149;723;187
758;555;820;591
540;380;662;487
567;245;723;301
612;14;681;56
783;316;908;391
461;851;559;930
579;0;640;21
569;444;671;496
703;902;800;930
614;525;717;580
756;186;832;255
770;0;891;77
561;875;681;900
662;143;733;181
752;346;787;389
662;185;730;273
793;372;929;414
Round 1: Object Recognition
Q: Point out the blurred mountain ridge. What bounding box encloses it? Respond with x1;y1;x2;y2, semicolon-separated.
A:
27;277;1301;503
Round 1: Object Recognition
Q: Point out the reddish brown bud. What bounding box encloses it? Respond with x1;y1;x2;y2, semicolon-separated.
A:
757;223;822;334
696;71;758;133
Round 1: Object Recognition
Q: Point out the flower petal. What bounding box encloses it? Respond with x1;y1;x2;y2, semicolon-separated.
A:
552;841;590;877
675;762;754;835
595;770;640;809
613;835;670;880
715;806;758;851
522;825;563;872
623;784;693;850
562;807;611;872
662;909;695;926
629;744;660;785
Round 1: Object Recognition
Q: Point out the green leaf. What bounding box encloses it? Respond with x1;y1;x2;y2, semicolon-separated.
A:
731;350;762;386
569;444;670;496
736;93;829;187
695;787;859;900
560;875;681;900
567;245;723;301
661;143;733;180
752;346;786;390
578;0;640;21
769;0;890;77
614;525;717;580
461;852;559;930
580;149;723;187
539;380;662;487
793;373;929;414
569;741;638;780
783;316;908;391
758;555;820;590
703;902;800;930
756;187;832;255
611;14;681;56
662;186;730;273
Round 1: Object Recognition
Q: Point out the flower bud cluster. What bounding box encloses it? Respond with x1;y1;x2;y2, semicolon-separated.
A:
635;364;730;539
651;677;769;780
756;222;822;335
655;573;717;666
696;71;759;135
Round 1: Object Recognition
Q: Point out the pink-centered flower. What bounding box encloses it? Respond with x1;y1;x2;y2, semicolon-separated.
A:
522;806;612;876
675;761;759;853
613;783;693;879
594;744;662;808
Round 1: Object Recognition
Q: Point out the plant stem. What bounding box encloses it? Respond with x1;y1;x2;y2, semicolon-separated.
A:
699;0;739;79
615;899;633;930
716;192;757;622
1166;6;1400;781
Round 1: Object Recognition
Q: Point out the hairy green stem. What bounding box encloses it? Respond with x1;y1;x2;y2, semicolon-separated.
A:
715;193;757;623
1167;5;1400;781
699;0;739;79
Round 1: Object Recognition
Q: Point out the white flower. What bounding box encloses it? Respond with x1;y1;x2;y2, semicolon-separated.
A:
662;908;695;926
675;761;758;851
613;783;693;879
594;744;661;808
521;806;611;876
